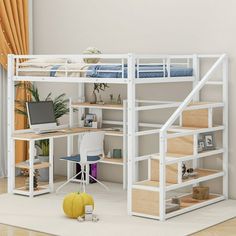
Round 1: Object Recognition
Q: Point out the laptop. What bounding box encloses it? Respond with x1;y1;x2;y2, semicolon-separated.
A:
26;101;58;134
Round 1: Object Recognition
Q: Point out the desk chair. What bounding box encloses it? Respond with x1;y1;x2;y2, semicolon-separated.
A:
56;131;108;193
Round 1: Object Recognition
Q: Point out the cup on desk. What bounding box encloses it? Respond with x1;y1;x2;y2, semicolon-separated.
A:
113;149;122;159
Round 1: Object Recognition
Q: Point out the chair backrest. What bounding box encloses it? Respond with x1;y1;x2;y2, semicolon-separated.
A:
79;131;105;164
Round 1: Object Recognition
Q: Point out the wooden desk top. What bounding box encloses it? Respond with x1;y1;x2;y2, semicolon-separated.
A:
12;127;100;141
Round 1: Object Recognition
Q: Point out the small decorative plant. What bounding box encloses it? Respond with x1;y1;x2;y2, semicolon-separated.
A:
91;83;109;104
15;83;70;156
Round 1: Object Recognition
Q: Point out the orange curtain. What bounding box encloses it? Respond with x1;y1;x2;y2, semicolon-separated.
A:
0;0;30;163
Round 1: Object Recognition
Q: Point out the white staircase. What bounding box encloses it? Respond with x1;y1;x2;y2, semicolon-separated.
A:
129;54;228;221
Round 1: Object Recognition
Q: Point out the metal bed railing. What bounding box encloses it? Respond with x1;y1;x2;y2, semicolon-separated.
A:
11;54;196;84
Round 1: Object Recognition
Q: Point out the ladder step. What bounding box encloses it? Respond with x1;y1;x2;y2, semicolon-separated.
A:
205;81;223;85
185;101;224;111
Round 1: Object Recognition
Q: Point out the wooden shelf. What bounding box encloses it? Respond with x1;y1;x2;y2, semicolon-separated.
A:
134;168;222;189
71;102;123;110
104;130;123;137
15;185;49;192
164;193;224;218
178;193;220;208
152;152;185;162
100;157;124;165
13;185;51;196
151;148;224;164
182;168;221;183
187;101;224;109
135;180;172;187
15;162;50;169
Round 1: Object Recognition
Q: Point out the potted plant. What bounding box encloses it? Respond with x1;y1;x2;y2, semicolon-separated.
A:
15;83;70;181
91;83;109;104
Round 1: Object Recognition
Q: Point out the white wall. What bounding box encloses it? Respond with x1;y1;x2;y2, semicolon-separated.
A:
33;0;236;198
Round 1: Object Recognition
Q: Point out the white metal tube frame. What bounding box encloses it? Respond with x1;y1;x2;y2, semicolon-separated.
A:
158;54;227;221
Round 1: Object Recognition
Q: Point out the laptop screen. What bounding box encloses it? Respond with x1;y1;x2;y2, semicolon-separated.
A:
27;101;56;125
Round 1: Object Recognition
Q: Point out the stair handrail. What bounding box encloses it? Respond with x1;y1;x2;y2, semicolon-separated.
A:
160;54;226;134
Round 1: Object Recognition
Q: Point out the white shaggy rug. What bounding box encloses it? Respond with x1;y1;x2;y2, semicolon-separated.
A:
0;182;235;236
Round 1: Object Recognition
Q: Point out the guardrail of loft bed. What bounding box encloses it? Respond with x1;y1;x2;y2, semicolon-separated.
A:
14;54;195;79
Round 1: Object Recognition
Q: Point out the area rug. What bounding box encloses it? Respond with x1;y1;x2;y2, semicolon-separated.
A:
0;182;235;236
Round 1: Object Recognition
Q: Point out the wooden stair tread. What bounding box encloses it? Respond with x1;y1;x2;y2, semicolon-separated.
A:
152;152;187;158
188;101;218;106
135;180;172;187
134;169;221;188
182;168;220;182
178;194;220;208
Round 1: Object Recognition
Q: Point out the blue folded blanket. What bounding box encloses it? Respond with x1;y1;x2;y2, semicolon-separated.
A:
49;64;193;78
86;64;193;78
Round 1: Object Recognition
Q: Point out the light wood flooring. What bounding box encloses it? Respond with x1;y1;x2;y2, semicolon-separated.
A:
0;177;236;236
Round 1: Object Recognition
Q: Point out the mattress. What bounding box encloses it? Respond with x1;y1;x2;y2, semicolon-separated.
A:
87;65;193;78
18;60;193;78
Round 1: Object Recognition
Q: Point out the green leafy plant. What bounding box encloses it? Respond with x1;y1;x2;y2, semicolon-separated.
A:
93;83;109;93
92;83;109;103
15;83;70;156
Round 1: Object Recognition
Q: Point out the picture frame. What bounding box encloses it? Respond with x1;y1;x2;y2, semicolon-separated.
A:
198;138;205;153
84;113;96;128
203;132;215;150
198;132;215;152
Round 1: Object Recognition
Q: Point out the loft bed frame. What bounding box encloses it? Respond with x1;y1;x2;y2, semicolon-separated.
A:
7;53;228;221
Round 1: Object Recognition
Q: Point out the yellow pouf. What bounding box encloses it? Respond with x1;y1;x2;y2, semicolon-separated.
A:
63;192;94;219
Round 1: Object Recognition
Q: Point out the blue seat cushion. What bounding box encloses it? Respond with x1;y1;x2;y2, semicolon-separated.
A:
60;154;101;162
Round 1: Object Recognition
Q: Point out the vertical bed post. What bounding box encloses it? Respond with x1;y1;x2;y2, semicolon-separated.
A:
159;130;166;221
222;55;228;199
192;54;200;101
123;100;127;189
49;138;54;192
7;54;15;193
77;79;89;184
192;54;200;170
29;140;34;198
127;53;136;215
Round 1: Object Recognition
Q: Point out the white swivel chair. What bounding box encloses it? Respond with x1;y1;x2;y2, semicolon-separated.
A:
56;131;108;193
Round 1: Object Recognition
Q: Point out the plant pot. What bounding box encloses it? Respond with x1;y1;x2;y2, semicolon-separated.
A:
38;155;49;182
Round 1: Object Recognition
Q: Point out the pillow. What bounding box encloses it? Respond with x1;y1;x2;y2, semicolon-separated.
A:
19;58;69;68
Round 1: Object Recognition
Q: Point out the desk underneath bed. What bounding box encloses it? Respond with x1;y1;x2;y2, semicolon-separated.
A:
10;127;103;197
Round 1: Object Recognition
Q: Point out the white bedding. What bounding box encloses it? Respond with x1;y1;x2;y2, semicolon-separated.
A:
18;58;89;77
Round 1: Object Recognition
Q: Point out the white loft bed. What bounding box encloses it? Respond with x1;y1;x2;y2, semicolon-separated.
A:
7;53;228;221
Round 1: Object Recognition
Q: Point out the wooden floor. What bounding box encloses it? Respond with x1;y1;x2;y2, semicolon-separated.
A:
191;217;236;236
0;177;236;236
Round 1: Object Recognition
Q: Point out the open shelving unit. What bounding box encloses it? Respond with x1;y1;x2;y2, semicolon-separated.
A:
130;56;228;220
69;100;127;188
7;53;228;221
